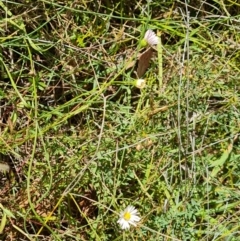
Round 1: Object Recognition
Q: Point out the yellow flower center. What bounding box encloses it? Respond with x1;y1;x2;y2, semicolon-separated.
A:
123;212;131;221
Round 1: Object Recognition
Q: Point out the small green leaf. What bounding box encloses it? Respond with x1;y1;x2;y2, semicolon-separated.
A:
27;37;43;53
0;2;12;16
3;208;15;219
210;143;232;178
0;212;7;234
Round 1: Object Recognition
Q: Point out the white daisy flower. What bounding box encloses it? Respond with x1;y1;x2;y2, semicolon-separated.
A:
135;78;146;89
117;205;141;230
144;29;159;46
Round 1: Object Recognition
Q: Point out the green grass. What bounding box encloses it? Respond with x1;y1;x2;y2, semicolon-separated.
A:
0;0;240;240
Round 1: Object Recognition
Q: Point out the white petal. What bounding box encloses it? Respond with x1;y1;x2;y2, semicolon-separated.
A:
131;215;141;221
144;30;159;45
118;218;130;229
144;30;154;39
117;205;141;229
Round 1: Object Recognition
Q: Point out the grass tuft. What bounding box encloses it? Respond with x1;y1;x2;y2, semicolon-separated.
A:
0;0;240;240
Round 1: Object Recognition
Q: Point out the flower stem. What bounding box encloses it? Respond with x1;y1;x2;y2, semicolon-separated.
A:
157;35;163;90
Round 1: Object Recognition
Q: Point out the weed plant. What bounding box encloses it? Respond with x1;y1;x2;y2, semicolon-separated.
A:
0;0;240;240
